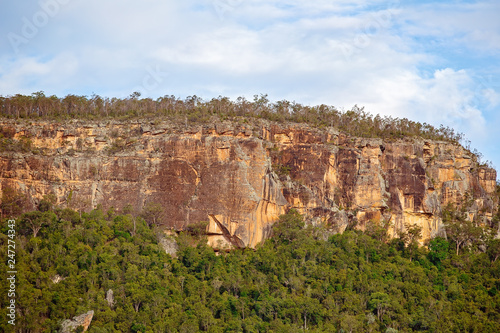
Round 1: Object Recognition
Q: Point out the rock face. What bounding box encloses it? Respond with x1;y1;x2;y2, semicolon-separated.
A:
60;310;94;332
106;289;115;308
0;120;496;247
159;234;179;256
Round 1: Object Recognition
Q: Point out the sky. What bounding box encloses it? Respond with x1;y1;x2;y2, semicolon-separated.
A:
0;0;499;176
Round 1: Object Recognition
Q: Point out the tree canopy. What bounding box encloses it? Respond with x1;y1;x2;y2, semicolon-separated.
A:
1;208;500;332
0;92;466;144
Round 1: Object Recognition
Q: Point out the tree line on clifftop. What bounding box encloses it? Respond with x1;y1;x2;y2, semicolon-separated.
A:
1;92;466;144
1;195;500;332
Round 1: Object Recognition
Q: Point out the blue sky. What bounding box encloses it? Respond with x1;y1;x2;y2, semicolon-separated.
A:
1;0;499;175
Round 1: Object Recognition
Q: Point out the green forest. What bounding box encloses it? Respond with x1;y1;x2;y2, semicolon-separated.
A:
1;205;500;332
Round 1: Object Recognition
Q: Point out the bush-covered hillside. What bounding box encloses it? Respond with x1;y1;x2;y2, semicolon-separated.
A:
1;208;500;332
1;92;466;144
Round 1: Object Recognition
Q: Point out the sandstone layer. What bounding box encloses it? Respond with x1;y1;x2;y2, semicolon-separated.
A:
0;120;496;248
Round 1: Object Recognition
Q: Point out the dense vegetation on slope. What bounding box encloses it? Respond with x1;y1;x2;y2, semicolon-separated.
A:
0;92;466;144
1;207;500;332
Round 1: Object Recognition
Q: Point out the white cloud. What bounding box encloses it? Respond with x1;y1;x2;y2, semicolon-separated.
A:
398;1;500;52
483;88;500;108
413;69;486;135
0;53;79;95
0;0;499;172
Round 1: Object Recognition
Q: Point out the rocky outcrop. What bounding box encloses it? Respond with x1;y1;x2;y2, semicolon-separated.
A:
267;126;497;242
51;274;65;284
106;289;115;308
0;120;496;247
159;233;179;256
60;310;94;332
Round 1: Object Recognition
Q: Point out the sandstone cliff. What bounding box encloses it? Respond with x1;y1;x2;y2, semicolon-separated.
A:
0;119;496;248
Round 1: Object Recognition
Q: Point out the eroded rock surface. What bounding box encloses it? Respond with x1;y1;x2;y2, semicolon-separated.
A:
60;310;94;332
0;120;496;247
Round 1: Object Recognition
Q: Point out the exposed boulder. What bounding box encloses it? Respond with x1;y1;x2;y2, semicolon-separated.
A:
60;310;94;333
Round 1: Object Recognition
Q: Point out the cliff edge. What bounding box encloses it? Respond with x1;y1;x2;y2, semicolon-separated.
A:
0;119;496;248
